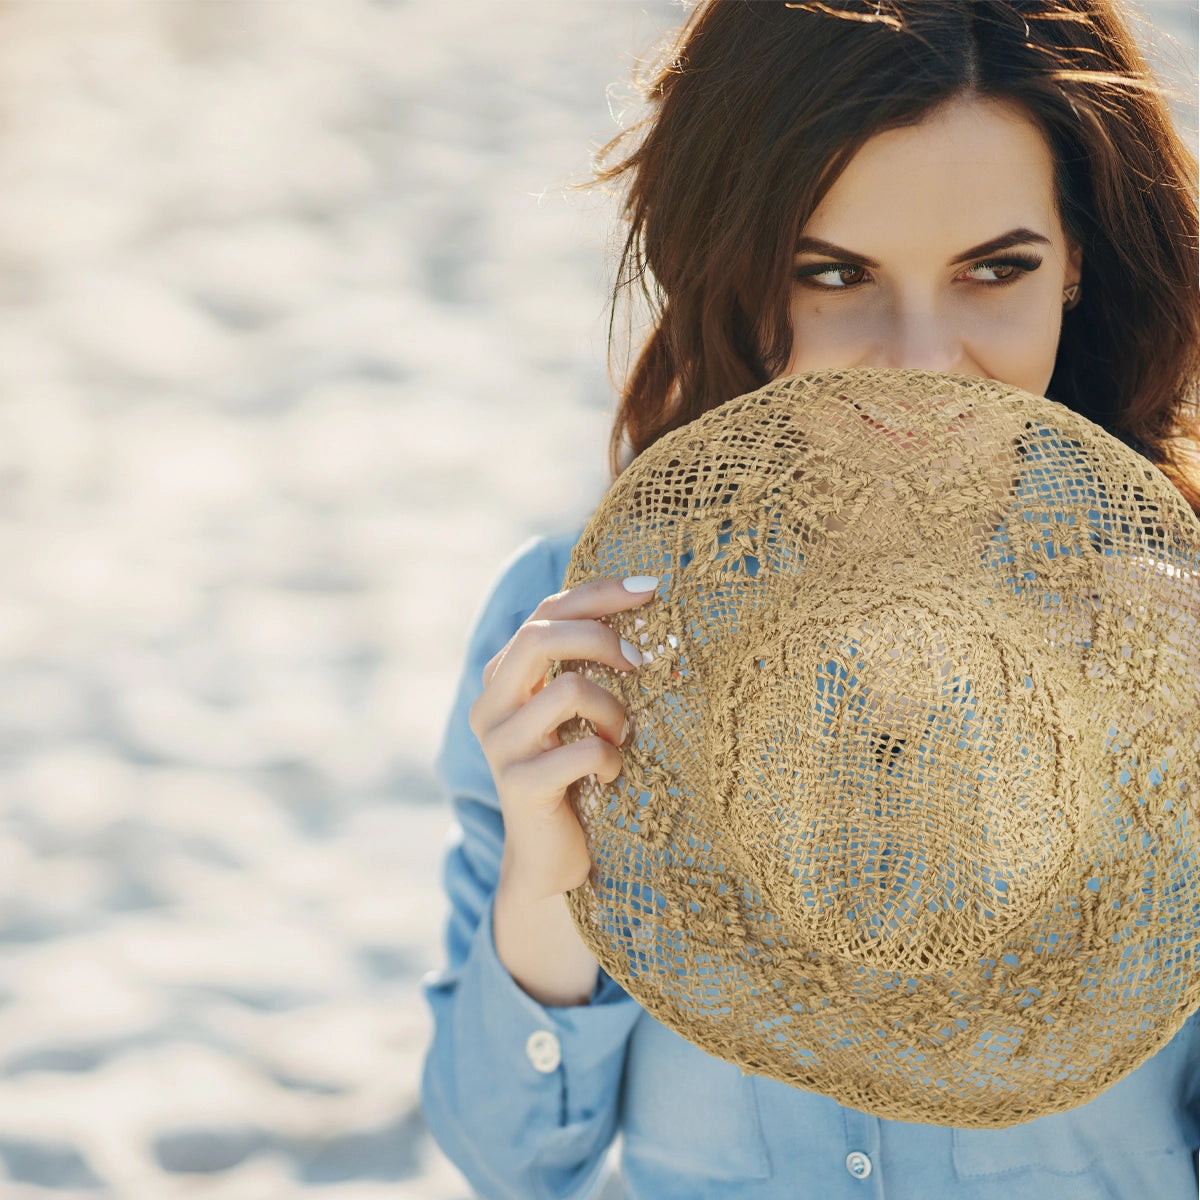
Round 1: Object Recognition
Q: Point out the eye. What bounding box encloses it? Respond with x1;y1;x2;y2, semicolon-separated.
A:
961;255;1043;285
792;262;869;289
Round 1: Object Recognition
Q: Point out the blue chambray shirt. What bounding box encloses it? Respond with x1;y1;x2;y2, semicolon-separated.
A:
420;523;1200;1200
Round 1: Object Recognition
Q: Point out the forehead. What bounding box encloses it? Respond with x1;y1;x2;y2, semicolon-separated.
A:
804;95;1064;247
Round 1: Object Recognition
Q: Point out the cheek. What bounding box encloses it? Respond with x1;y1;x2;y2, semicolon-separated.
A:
963;302;1064;395
783;297;876;372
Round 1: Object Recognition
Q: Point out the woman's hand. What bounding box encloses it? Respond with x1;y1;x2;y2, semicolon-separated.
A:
468;575;658;904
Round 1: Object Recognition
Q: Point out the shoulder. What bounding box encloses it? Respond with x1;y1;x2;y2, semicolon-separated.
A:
433;523;588;789
465;524;588;650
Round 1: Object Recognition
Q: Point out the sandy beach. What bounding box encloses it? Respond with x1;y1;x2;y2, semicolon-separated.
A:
0;1;1192;1196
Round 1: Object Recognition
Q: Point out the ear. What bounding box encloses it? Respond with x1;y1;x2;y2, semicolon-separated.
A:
1065;238;1083;289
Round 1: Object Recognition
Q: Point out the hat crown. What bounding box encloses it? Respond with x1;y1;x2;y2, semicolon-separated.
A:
706;568;1087;975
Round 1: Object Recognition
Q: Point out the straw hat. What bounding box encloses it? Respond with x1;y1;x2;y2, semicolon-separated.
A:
549;367;1200;1129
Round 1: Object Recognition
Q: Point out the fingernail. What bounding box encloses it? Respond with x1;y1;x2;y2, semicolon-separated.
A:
620;638;642;667
622;575;658;593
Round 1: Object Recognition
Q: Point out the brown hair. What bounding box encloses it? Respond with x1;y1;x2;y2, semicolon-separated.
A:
597;0;1200;516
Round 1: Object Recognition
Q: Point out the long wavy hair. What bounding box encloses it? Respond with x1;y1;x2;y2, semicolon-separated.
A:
597;0;1200;517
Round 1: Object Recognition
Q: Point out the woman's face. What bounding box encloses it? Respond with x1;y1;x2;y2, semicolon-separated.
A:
781;94;1083;398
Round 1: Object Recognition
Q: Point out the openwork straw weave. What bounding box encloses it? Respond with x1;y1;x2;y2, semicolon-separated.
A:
549;368;1200;1128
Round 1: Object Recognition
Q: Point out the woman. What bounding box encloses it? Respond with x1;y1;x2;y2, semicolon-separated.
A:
420;2;1200;1197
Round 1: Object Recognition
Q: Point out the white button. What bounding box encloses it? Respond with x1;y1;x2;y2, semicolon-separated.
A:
525;1030;562;1073
845;1150;872;1179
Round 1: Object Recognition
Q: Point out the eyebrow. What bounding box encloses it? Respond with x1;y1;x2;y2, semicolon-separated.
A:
794;227;1053;268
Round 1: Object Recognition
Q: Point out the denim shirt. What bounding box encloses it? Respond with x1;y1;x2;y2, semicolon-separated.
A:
420;526;1200;1200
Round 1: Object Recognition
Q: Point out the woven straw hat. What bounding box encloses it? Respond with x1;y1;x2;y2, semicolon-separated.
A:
549;367;1200;1129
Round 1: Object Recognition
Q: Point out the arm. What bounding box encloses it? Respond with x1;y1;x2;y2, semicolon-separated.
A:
419;533;642;1200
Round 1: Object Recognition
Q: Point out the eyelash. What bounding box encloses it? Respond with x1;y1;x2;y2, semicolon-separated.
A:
791;254;1044;290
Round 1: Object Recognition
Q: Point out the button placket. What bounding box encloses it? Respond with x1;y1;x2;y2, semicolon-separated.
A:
841;1106;883;1190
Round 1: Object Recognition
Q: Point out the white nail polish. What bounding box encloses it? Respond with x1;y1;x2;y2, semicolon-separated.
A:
622;576;658;593
621;638;642;667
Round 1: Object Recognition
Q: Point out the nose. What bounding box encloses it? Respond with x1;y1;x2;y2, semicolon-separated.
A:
870;303;964;375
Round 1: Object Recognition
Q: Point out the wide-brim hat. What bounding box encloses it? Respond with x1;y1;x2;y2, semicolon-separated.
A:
549;367;1200;1129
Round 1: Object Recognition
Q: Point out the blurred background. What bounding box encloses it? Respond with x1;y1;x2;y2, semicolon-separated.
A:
0;1;1190;1197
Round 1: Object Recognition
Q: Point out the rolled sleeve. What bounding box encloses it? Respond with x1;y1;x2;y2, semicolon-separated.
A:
420;531;642;1200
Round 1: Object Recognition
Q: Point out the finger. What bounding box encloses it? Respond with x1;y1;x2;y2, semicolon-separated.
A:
501;734;625;812
480;576;657;692
500;668;630;755
481;643;509;692
529;574;660;624
474;617;642;738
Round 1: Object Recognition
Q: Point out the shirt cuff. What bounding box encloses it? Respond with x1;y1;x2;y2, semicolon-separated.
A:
469;889;642;1089
421;892;643;1198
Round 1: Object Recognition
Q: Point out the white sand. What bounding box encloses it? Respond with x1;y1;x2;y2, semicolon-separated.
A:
0;1;1190;1196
